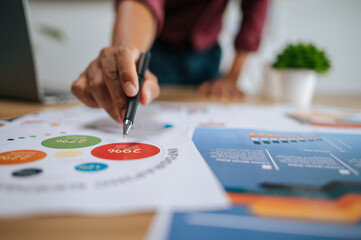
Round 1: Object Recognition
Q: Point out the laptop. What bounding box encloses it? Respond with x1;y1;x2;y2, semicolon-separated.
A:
0;0;75;104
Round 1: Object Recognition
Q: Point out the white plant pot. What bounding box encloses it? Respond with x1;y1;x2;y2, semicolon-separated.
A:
263;67;317;108
279;70;317;108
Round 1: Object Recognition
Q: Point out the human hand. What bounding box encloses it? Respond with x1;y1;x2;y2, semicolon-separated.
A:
71;43;160;123
198;77;245;101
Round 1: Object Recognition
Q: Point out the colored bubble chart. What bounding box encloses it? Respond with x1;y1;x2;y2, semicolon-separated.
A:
0;150;47;165
75;163;108;172
42;135;101;149
91;142;160;161
12;168;43;177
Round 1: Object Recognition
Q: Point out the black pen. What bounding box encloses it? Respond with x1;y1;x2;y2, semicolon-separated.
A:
123;51;151;137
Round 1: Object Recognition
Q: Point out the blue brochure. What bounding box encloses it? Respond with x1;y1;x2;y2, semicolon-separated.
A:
166;207;361;240
192;128;361;197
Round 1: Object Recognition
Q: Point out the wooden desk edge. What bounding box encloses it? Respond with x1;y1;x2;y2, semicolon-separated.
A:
0;212;155;240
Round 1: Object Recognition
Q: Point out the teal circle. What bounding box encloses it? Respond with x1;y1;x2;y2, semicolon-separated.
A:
75;163;107;172
41;135;101;149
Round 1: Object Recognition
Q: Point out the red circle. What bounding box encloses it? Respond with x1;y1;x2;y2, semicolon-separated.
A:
91;143;160;160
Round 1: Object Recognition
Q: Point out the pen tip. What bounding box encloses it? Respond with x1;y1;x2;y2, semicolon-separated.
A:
123;119;132;138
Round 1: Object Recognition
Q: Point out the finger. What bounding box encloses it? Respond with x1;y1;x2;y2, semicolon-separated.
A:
99;47;127;119
71;73;99;108
234;89;245;100
114;45;140;97
222;84;244;101
209;83;222;99
140;71;160;105
198;81;211;96
220;88;233;102
86;60;121;122
221;86;233;99
238;89;245;98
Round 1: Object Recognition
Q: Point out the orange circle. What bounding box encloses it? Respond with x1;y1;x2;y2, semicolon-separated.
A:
0;150;47;165
91;143;160;160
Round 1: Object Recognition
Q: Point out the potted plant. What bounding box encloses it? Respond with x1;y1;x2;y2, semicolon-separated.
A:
265;43;331;107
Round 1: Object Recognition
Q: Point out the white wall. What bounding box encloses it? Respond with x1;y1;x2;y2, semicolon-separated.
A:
275;0;361;95
28;0;361;95
28;0;114;92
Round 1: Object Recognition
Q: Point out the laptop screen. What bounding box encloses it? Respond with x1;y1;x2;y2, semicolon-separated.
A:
0;0;41;101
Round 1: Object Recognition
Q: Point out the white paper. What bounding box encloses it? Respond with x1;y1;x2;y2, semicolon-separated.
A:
0;105;228;217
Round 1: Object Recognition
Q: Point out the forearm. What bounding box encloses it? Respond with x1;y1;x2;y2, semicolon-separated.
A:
226;50;248;82
112;1;157;51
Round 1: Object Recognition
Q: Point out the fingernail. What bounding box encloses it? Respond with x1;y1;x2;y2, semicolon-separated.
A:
147;90;152;104
124;81;137;96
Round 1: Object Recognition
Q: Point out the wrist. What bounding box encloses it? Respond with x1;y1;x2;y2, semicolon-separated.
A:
225;50;248;82
225;72;240;82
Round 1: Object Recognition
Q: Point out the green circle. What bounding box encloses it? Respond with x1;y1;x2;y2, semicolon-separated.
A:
41;135;101;149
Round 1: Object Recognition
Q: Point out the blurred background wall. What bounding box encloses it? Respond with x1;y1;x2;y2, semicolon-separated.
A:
28;0;361;95
28;0;114;92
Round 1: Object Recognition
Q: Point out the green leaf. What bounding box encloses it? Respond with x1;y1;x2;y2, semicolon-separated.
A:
272;43;331;74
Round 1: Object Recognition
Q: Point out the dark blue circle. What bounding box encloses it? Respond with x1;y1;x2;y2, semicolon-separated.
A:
12;168;42;177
